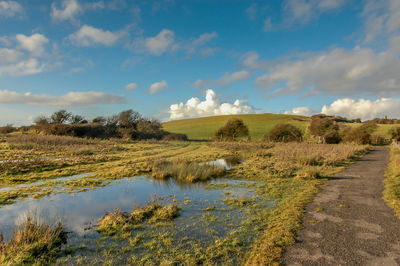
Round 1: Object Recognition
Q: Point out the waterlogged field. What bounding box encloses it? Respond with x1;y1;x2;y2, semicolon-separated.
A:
0;134;370;265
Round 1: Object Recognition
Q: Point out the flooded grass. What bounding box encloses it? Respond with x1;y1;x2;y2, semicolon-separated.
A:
0;136;372;264
151;160;226;182
0;213;66;265
98;198;180;237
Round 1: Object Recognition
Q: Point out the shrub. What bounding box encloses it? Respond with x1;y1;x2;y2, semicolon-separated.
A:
215;119;249;141
370;134;388;145
323;129;341;144
309;117;338;137
0;124;16;134
390;127;400;141
342;124;373;145
267;124;302;142
162;133;188;141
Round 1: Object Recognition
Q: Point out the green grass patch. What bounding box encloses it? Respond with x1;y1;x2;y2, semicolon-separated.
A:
162;113;309;140
384;145;400;218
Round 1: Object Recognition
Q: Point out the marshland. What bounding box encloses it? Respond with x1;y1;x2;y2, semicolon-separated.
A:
3;110;392;265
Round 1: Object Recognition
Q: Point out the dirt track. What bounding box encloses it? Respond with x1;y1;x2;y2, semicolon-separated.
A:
282;146;400;265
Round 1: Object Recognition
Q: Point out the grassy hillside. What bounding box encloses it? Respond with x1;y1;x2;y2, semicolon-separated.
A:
162;113;309;140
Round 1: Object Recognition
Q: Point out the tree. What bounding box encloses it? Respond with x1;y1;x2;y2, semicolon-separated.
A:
34;115;49;126
92;116;106;124
117;109;141;129
215;119;249;141
268;124;302;142
50;110;72;124
70;115;86;124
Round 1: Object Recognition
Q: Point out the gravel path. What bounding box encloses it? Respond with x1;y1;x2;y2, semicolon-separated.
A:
282;146;400;265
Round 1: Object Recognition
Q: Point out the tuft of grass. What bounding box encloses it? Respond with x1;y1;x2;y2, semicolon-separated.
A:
383;145;400;218
151;160;226;182
97;198;180;238
295;167;321;179
0;214;66;265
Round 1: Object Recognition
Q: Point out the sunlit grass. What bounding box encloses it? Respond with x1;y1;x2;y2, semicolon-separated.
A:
0;213;66;265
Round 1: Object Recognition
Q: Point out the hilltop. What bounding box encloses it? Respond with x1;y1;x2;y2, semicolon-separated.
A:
162;113;309;140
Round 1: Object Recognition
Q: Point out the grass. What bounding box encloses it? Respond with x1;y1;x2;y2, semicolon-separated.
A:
0;133;372;264
97;198;180;238
162;113;309;140
384;145;400;218
0;214;67;265
151;160;226;182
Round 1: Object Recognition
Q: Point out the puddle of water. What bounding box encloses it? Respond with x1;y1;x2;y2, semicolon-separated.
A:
0;173;93;193
202;157;244;170
0;176;266;241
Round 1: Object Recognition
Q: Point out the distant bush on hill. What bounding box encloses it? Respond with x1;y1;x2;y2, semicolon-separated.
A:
33;109;187;141
215;119;249;141
267;124;302;142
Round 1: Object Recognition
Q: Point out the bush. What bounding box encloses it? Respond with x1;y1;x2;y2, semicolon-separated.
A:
162;133;188;141
390;127;400;141
215;119;249;141
309;117;338;137
267;124;302;142
370;134;388;145
0;124;16;134
323;129;341;144
342;124;373;145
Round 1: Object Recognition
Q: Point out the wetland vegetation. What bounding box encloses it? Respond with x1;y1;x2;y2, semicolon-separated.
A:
0;128;371;265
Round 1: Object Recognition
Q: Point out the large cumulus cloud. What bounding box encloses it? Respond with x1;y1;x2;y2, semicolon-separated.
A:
168;89;261;120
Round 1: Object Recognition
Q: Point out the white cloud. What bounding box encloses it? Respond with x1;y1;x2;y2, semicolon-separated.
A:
193;70;250;88
321;98;400;120
192;32;217;47
51;0;82;22
68;25;120;46
245;3;258;20
168;89;261;120
266;0;347;30
148;80;167;94
133;30;216;57
0;58;45;77
0;90;127;107
125;82;138;91
284;107;316;116
144;29;175;55
255;40;400;97
0;1;22;18
16;33;49;56
0;48;22;63
362;0;400;42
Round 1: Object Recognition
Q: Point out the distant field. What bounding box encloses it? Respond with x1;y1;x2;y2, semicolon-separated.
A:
162;113;309;140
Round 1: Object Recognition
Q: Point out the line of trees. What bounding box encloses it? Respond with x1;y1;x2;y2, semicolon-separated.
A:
33;109;187;141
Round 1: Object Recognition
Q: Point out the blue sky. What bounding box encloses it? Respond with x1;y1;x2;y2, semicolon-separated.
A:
1;0;400;125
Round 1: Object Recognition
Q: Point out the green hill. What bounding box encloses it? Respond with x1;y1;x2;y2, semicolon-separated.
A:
162;113;310;140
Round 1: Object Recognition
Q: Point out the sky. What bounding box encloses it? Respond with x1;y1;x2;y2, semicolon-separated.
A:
1;0;400;125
